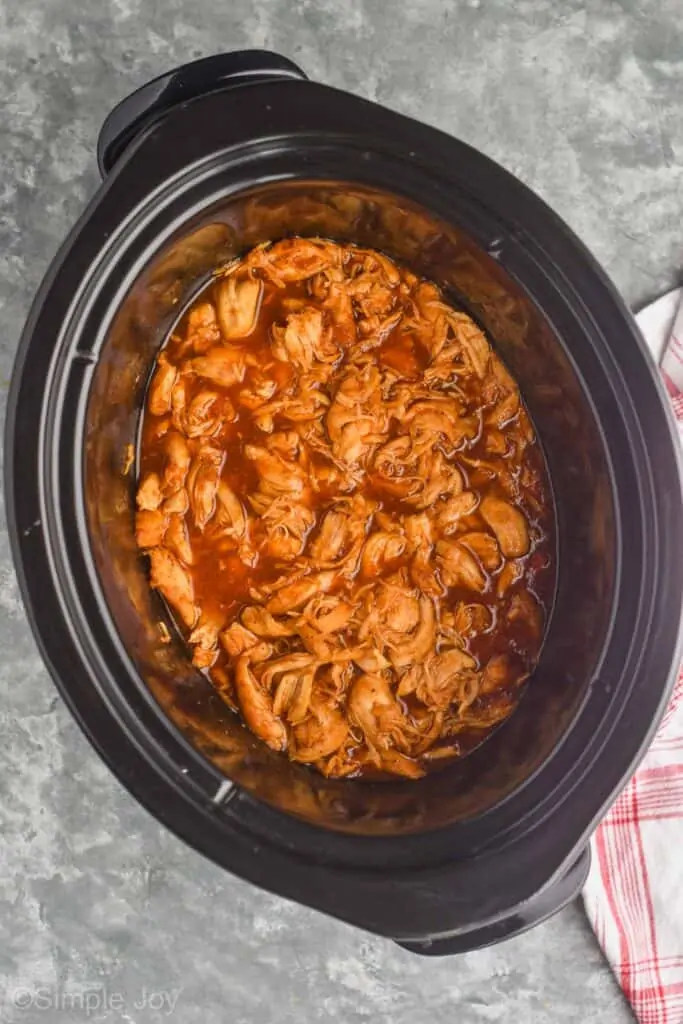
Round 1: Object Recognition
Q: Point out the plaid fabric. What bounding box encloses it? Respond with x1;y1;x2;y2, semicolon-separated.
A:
583;291;683;1024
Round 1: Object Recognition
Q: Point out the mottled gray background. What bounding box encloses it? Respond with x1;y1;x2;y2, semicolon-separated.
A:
2;0;682;1020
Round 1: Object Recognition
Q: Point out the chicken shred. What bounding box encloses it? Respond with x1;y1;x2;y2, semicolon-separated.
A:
148;353;177;416
215;274;263;339
148;547;198;628
137;238;554;779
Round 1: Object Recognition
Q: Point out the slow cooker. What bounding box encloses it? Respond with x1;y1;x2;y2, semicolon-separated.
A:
6;50;683;954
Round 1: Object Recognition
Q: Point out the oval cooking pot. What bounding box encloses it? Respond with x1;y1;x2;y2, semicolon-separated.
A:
6;51;683;954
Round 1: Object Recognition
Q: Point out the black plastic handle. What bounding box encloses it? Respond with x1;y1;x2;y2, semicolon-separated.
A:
396;846;591;956
97;50;307;178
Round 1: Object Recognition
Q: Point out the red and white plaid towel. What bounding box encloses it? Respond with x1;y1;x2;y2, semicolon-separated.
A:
583;288;683;1024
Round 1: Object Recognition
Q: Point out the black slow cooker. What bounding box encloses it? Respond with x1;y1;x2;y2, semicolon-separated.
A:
6;51;683;954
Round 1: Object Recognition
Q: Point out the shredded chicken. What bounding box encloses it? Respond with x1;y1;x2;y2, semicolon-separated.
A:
148;353;177;416
347;673;425;777
188;606;225;668
290;685;348;762
234;642;288;751
479;495;530;558
187;447;223;530
191;347;248;388
135;508;168;549
398;648;478;710
215;274;263;339
185;302;221;353
163;432;191;494
165;513;193;566
271;307;339;370
137;472;163;511
436;539;488;592
137;238;554;779
147;547;198;628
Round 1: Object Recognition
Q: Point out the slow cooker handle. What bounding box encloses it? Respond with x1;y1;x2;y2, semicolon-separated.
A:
96;50;308;177
395;847;591;956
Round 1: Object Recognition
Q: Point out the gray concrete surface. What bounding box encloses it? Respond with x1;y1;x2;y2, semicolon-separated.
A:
3;0;682;1020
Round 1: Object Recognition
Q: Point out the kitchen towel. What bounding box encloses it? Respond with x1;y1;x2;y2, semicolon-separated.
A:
583;287;683;1024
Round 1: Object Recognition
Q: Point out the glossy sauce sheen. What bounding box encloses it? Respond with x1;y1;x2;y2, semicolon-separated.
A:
136;239;555;780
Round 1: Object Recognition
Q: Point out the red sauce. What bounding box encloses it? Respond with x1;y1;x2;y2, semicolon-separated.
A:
136;239;555;780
